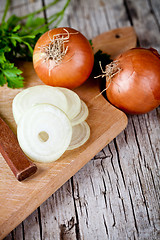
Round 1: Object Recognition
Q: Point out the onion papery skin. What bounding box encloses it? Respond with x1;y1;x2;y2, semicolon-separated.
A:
33;27;94;89
106;48;160;114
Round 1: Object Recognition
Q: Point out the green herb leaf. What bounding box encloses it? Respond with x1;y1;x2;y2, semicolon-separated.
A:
89;39;93;48
26;15;46;28
13;24;21;32
6;14;20;28
0;52;6;64
0;72;6;86
7;75;24;88
1;62;24;88
22;41;34;54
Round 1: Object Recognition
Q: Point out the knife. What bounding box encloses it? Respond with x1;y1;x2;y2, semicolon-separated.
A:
0;116;37;181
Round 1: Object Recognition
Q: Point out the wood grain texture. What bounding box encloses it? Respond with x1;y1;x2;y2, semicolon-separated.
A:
0;26;138;239
92;26;137;59
125;0;160;52
2;0;160;239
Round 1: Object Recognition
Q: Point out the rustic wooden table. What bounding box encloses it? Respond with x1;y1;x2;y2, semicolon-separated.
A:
1;0;160;239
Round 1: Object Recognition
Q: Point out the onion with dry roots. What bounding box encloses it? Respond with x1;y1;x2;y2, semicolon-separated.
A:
103;48;160;114
33;27;94;89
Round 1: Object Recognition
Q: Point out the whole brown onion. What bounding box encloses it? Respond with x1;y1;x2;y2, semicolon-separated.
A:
105;48;160;114
33;27;94;89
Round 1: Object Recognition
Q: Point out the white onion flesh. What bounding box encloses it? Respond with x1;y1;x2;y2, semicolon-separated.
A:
67;121;90;150
71;100;89;126
17;104;72;163
12;85;68;124
57;87;81;120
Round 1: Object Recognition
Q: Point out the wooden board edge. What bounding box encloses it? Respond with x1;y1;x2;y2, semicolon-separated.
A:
0;110;127;240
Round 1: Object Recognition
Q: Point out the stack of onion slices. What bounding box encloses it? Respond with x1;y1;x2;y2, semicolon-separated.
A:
12;86;90;163
105;48;160;114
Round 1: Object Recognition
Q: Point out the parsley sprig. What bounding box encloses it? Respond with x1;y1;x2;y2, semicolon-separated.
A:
0;0;70;88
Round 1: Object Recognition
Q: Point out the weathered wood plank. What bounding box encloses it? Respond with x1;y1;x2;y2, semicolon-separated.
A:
149;0;160;27
0;0;43;21
40;181;77;239
125;0;160;52
2;0;160;239
38;1;160;240
44;0;71;28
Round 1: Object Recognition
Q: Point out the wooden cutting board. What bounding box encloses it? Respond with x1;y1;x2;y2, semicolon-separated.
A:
0;26;136;239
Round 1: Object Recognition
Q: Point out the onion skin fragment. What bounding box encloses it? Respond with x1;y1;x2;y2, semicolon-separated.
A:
106;48;160;115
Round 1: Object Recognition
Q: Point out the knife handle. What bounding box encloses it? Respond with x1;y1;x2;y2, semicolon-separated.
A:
0;117;37;181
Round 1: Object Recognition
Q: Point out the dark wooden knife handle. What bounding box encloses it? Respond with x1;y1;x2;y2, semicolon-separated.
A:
0;117;37;181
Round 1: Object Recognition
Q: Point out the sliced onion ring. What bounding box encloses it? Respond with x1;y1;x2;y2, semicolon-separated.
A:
12;85;68;124
57;87;81;120
71;100;89;126
17;104;72;163
67;121;90;150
